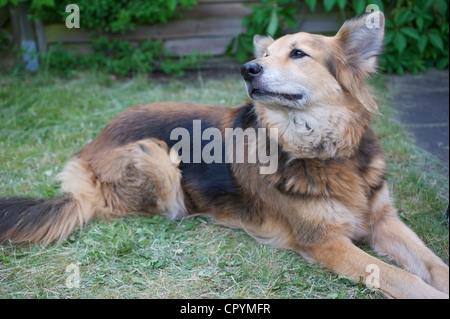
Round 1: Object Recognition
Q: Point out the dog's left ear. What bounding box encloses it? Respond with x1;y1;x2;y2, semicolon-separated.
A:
335;11;385;74
253;35;274;58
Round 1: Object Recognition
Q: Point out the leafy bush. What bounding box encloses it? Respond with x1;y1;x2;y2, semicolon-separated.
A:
226;0;298;62
0;0;201;76
227;0;449;74
1;0;197;33
43;38;204;77
381;0;449;74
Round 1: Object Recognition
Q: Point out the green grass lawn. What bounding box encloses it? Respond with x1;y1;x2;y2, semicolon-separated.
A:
0;70;448;299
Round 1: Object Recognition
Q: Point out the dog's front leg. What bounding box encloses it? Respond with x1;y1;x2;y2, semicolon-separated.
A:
308;236;448;299
367;183;449;295
369;215;449;295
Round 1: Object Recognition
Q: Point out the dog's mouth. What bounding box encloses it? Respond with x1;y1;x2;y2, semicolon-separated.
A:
250;88;303;102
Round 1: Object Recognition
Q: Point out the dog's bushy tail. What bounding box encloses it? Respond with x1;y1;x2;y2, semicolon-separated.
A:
0;139;186;245
0;193;93;245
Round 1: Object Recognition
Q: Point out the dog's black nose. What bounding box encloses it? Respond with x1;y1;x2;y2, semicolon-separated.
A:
241;62;263;81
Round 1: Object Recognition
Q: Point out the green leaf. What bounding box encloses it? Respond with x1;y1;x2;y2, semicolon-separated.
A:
385;18;394;29
421;0;433;9
352;0;366;15
266;8;279;37
324;0;336;12
436;57;449;69
336;0;346;10
385;53;396;65
400;27;420;40
368;0;383;12
30;0;55;7
433;0;448;13
393;33;407;53
283;12;297;29
2;0;19;6
167;0;177;12
384;30;394;45
239;34;253;52
417;34;428;54
394;8;411;26
305;0;317;12
236;38;249;62
416;16;424;31
428;31;444;51
252;8;267;26
422;13;434;21
224;37;236;56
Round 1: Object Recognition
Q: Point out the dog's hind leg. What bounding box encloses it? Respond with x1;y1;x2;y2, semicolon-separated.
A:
367;183;449;295
0;138;186;245
61;138;186;220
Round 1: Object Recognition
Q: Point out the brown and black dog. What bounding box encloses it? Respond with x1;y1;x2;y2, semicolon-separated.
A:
0;12;448;298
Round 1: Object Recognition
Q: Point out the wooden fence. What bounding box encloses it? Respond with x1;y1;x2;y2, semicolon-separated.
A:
0;0;343;69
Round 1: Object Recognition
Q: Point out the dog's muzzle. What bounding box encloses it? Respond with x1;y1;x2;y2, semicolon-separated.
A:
241;62;263;82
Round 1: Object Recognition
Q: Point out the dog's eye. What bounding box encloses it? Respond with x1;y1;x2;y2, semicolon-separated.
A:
290;49;308;59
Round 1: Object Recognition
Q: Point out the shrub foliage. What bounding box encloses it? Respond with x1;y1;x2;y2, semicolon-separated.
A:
226;0;449;74
1;0;448;74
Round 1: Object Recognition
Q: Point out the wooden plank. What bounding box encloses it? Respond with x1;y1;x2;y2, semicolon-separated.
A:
0;5;9;28
45;18;245;44
48;42;92;54
0;47;16;68
9;4;21;48
181;3;253;19
44;24;89;44
40;1;342;63
297;1;343;15
44;43;243;72
165;36;232;56
34;19;47;54
142;18;244;39
17;2;39;70
297;14;340;34
17;2;33;41
49;37;233;58
190;55;241;71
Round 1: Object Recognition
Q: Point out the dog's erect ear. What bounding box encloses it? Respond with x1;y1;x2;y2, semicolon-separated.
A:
335;11;385;73
333;12;385;112
253;35;274;58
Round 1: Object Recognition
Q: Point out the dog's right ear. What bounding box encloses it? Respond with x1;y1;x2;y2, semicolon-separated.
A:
335;11;385;75
253;35;274;58
333;11;385;112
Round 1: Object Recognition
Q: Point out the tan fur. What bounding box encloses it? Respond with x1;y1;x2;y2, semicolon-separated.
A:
61;138;185;219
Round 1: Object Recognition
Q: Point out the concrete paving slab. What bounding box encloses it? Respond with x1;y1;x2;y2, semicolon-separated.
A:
384;69;449;174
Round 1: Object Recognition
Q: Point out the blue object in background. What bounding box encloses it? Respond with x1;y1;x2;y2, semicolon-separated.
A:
21;40;39;71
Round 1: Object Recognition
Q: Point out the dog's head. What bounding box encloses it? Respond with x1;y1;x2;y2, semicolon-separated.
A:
242;12;385;159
